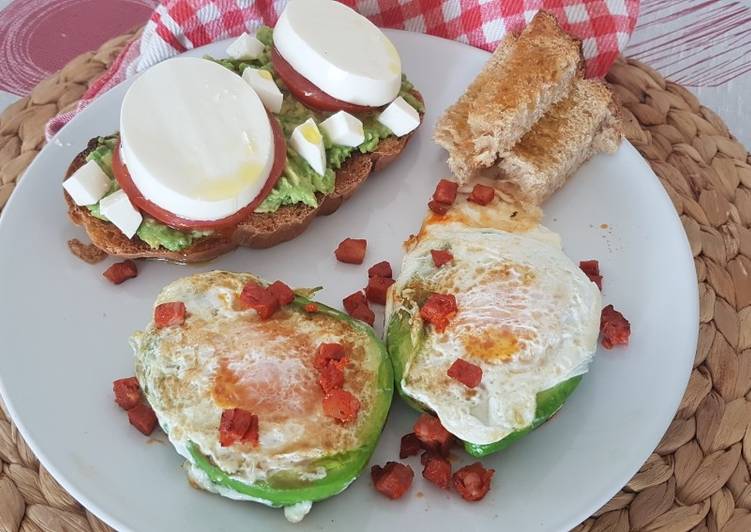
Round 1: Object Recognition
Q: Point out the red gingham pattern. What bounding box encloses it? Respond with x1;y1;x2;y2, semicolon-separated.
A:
46;0;639;139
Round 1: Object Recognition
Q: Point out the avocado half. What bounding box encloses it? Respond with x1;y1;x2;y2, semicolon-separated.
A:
386;309;582;458
132;272;393;517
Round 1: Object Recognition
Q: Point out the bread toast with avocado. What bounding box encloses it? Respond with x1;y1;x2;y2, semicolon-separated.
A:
65;129;416;263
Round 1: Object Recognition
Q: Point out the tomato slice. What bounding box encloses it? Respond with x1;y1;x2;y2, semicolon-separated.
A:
112;114;287;231
271;47;376;114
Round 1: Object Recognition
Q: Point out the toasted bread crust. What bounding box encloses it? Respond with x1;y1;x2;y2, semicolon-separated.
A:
65;100;420;261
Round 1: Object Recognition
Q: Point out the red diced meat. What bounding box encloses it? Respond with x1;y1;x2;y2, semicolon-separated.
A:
399;433;422;459
420;293;458;333
154;302;186;329
335;238;367;264
304;303;318;313
343;291;368;314
313;343;347;370
371;462;414;500
431;249;454;268
428;200;450;215
239;282;280;320
600;305;631;349
113;377;141;410
268;281;295;305
433;179;458;205
343;291;375;325
365;275;395;305
468;184;495;205
452;462;495;501
318;363;345;394
103;260;138;285
447;358;483;388
322;389;360;423
422;453;452;489
219;408;259;447
413;413;453;455
127;403;158;436
368;261;393;278
579;260;603;290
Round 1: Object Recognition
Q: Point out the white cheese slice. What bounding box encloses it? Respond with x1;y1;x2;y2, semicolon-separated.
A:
242;67;283;113
273;0;401;106
63;160;111;206
99;190;142;239
290;118;326;175
378;96;420;137
120;57;275;221
226;33;264;60
320;111;364;147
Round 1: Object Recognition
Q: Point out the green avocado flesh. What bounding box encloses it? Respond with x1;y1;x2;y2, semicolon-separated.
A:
386;309;583;457
189;295;394;508
83;26;422;251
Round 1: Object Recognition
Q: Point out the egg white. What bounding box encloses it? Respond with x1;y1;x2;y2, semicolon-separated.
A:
389;224;601;445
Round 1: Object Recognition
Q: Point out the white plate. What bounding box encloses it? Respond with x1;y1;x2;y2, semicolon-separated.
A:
0;31;698;531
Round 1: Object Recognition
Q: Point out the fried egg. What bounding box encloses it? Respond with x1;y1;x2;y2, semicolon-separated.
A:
386;199;601;446
131;271;392;519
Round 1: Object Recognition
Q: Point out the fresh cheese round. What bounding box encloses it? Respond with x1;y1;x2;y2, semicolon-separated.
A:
273;0;401;106
120;57;275;221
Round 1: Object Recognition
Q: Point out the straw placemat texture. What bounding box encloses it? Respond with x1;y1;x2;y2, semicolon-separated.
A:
0;31;749;532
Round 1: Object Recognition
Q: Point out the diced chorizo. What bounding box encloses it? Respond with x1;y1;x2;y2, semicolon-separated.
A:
322;389;360;423
371;462;414;500
419;293;458;333
452;462;495;501
239;282;280;320
428;200;450;215
399;432;422;459
343;291;375;325
600;304;631;349
431;249;453;268
154;302;186;329
422;453;452;489
413;413;454;455
127;403;158;436
447;358;483;388
304;303;318;313
313;343;347;370
103;260;138;285
268;281;295;305
318;363;345;394
468;184;495;205
365;275;395;305
432;179;458;205
113;377;141;410
579;260;603;290
368;261;393;278
219;408;259;447
335;238;367;264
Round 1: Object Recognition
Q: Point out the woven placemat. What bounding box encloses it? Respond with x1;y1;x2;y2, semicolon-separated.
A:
0;31;749;532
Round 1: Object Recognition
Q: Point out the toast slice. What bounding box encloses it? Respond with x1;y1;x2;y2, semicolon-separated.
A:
65;120;418;262
484;78;622;205
466;11;583;167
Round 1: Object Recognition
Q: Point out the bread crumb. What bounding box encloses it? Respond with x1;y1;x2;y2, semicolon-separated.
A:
68;239;107;264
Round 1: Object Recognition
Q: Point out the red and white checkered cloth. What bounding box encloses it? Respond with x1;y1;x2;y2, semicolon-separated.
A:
46;0;639;139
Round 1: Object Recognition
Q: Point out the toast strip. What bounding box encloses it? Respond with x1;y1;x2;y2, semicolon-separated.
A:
467;11;583;167
487;78;621;205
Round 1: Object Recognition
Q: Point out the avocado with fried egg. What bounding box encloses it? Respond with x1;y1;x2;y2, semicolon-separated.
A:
131;271;393;522
385;222;601;458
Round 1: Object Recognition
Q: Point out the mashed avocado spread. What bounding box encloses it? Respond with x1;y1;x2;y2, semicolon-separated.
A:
85;25;422;251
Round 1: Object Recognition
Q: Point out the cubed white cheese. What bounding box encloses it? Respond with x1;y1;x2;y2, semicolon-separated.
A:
62;160;111;206
226;33;265;60
99;190;142;239
241;67;283;113
320;111;364;147
377;96;420;137
290;118;326;175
